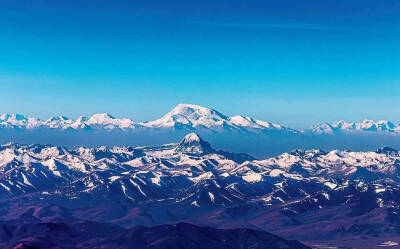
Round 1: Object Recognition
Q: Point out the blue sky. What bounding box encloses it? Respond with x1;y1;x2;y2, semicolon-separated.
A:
0;0;399;128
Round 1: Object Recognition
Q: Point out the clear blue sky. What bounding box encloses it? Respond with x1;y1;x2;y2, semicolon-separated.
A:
0;0;399;128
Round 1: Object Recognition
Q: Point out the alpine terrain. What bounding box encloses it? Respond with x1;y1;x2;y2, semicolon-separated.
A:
0;133;399;248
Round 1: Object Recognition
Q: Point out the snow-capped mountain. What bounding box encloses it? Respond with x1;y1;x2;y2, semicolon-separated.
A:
142;103;230;129
141;103;291;132
0;114;41;129
85;113;137;130
175;132;214;155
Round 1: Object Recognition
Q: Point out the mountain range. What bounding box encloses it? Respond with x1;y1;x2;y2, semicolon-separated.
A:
1;104;399;134
1;104;400;158
0;104;294;133
1;133;400;248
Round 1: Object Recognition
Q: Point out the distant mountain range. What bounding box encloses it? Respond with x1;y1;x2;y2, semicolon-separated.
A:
1;133;400;248
1;103;398;134
1;104;400;157
309;119;400;134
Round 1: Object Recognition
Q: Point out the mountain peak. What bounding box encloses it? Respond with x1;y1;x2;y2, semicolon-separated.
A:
171;103;228;120
176;133;214;155
180;132;202;143
89;113;115;120
86;113;114;126
174;103;206;110
144;103;228;129
45;116;71;122
83;113;136;129
0;113;30;121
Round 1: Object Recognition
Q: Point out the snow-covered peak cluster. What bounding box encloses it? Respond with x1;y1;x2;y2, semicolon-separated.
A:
0;112;136;130
229;115;285;130
310;119;400;134
0;114;41;129
252;147;400;179
85;113;135;129
43;115;88;129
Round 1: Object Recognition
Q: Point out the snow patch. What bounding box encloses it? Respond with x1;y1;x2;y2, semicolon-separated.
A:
379;241;399;247
324;182;337;189
242;173;262;183
208;192;215;203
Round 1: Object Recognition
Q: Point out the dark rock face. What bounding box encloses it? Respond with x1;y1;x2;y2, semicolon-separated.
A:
0;221;310;249
175;133;215;155
376;146;398;156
